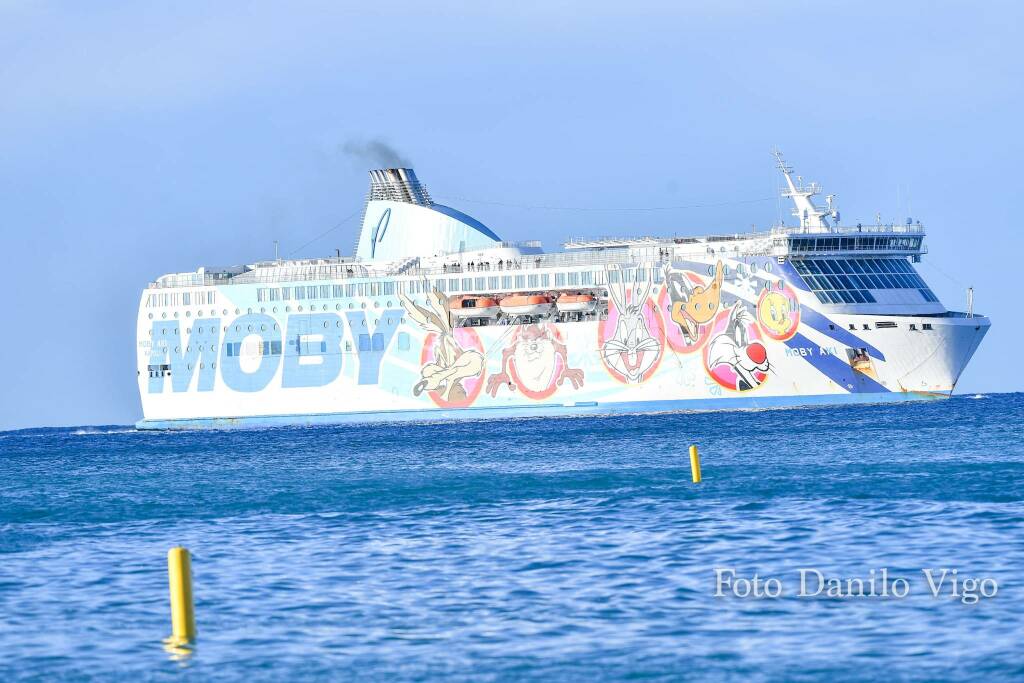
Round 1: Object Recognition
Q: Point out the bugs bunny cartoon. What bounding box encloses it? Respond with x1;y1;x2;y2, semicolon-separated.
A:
400;289;485;403
601;268;662;383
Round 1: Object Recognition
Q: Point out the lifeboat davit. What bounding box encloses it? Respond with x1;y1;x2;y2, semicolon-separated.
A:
451;296;501;318
500;294;553;316
556;293;596;313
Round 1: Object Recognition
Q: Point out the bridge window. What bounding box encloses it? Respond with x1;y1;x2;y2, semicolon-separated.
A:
791;257;939;305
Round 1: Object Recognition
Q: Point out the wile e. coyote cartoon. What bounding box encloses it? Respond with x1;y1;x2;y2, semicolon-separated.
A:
601;270;662;383
399;289;484;403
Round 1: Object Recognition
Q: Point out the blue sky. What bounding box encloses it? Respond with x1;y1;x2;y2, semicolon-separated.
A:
1;1;1021;430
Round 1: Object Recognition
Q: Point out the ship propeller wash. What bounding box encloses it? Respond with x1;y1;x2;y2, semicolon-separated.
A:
136;157;990;428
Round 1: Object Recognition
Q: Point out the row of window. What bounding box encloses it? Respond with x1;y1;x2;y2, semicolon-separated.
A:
788;235;923;253
151;332;412;367
792;258;939;305
248;268;671;303
145;290;217;308
829;322;934;332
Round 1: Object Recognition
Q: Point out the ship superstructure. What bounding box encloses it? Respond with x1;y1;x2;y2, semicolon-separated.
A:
136;155;990;429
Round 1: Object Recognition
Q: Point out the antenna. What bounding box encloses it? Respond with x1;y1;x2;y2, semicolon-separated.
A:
274;240;279;261
772;149;831;232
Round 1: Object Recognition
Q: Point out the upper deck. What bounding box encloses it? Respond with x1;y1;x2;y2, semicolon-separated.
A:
141;155;946;318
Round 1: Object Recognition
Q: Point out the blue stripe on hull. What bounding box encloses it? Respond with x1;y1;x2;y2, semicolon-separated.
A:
136;391;949;430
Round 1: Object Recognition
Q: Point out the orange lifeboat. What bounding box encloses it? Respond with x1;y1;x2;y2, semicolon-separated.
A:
499;294;553;316
451;296;501;318
556;293;596;313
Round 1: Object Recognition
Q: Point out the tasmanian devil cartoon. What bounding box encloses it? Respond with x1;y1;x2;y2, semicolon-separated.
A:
486;324;584;397
601;271;661;383
706;302;770;391
665;260;724;344
400;289;485;403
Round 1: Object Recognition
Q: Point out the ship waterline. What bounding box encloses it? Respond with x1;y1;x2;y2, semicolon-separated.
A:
136;157;990;429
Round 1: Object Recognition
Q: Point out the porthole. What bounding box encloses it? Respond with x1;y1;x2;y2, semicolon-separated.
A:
186;311;192;318
247;325;253;332
361;303;366;309
212;363;217;369
261;307;266;313
348;303;354;309
273;307;278;314
200;363;205;369
173;312;179;318
247;308;252;314
286;306;291;312
236;326;241;332
186;328;192;334
148;313;153;320
222;309;228;315
186;345;192;352
261;324;266;331
298;305;304;312
374;302;380;308
336;304;342;311
175;346;180;353
223;326;228;332
235;308;240;314
387;301;392;307
174;329;179;335
336;321;341;327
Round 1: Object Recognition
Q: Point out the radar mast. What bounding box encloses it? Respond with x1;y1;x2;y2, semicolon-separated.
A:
772;149;836;233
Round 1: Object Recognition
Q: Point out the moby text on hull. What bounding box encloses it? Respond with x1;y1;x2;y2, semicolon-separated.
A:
135;154;990;429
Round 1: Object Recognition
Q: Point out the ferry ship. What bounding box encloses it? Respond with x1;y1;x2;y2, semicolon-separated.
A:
136;153;990;429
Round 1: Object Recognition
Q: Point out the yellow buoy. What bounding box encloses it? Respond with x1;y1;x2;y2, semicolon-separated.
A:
167;547;196;644
689;444;701;483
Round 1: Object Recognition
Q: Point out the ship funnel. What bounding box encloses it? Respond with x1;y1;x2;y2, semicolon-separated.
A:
367;168;432;206
353;167;501;262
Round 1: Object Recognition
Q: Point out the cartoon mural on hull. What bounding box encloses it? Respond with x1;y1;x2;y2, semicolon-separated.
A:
704;302;771;391
756;281;800;341
664;261;724;346
401;290;485;406
486;324;584;399
599;273;663;383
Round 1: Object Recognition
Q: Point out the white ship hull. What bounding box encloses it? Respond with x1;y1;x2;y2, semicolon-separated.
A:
135;158;990;429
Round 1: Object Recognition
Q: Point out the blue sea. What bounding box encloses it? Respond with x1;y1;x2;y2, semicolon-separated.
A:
1;394;1023;681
